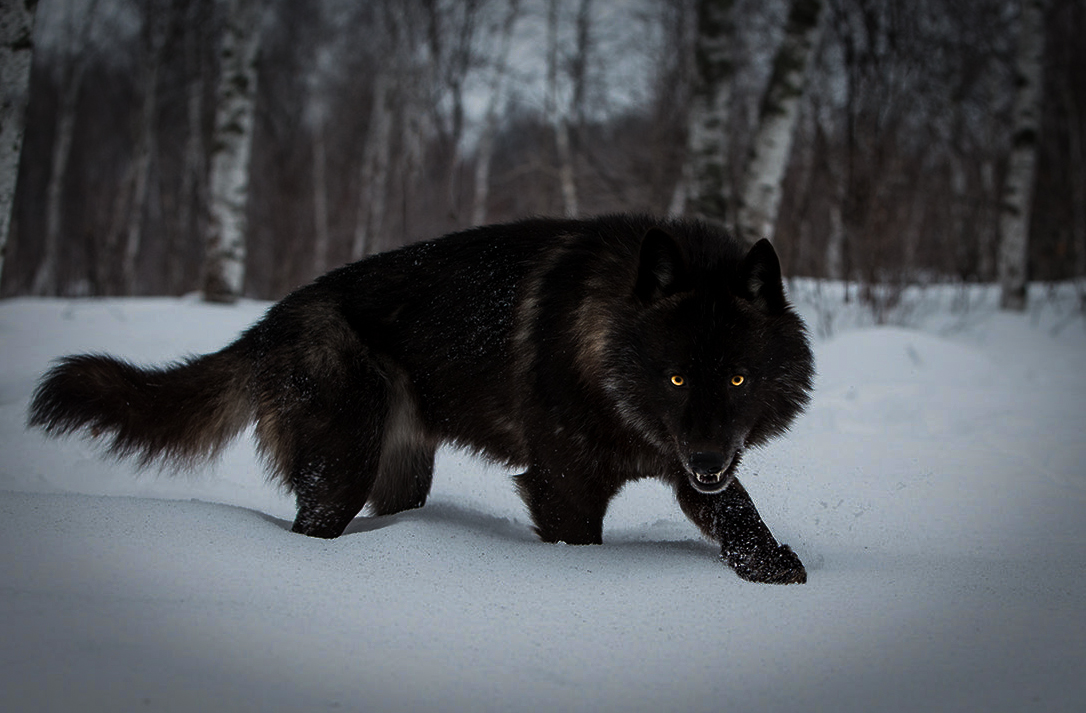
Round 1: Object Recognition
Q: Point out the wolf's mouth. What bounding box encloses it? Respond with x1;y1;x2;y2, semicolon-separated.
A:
686;451;740;494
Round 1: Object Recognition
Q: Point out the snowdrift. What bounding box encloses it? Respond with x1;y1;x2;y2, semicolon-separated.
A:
1;286;1084;712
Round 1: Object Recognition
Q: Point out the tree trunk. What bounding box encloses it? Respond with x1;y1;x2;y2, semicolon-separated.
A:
546;0;578;217
399;89;427;243
735;0;823;243
352;72;393;260
311;115;330;274
32;0;102;296
1070;95;1086;282
569;0;593;129
203;0;263;303
682;0;735;226
471;0;520;226
173;0;208;294
553;110;577;218
998;0;1046;311
32;61;85;295
0;0;37;293
122;5;170;294
949;150;969;278
392;4;431;245
438;0;480;222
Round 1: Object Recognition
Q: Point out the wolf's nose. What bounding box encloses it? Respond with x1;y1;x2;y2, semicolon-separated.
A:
689;451;727;476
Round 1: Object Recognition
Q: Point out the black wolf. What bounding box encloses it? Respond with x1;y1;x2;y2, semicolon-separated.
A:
29;215;814;584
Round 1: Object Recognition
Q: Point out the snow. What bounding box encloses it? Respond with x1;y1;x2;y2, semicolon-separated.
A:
1;286;1085;712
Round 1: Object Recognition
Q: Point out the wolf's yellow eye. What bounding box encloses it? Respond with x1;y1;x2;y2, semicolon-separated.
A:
730;375;745;387
670;374;685;387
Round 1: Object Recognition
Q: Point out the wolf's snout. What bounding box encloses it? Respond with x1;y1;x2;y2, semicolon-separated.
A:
686;451;738;493
689;451;727;477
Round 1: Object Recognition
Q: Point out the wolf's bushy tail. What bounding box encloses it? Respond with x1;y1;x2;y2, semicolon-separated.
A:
28;345;253;470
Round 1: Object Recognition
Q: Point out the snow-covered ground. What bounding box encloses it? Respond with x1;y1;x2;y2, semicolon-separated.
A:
1;284;1084;713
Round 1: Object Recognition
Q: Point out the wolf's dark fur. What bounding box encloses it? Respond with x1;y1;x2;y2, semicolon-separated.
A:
29;215;814;584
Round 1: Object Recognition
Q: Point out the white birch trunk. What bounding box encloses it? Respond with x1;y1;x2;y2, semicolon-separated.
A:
352;73;393;261
997;0;1046;311
736;0;823;243
0;0;36;291
203;0;263;303
683;0;735;225
471;0;520;226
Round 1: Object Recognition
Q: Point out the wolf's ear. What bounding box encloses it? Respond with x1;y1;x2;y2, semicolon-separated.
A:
736;239;787;313
635;228;690;304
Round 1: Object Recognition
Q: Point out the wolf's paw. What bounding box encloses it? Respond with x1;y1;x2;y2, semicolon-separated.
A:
723;543;807;584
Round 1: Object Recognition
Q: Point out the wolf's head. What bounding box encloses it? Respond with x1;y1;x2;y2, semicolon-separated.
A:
605;226;814;493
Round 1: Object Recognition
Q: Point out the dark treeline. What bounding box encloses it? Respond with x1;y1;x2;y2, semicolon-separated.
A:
3;0;1084;301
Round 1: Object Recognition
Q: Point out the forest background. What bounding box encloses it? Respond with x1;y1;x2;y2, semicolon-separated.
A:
1;0;1083;317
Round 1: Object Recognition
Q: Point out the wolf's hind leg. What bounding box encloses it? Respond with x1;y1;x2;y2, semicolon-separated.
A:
256;361;389;539
368;443;436;516
515;466;618;545
289;429;390;538
365;368;435;516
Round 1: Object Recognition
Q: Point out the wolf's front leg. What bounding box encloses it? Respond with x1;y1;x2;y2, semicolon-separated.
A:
676;477;806;584
514;465;620;545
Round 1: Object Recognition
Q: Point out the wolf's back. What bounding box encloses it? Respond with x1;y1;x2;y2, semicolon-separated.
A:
28;345;253;469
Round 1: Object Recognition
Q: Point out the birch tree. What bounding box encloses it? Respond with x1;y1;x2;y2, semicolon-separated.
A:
0;0;37;291
997;0;1046;311
735;0;823;243
678;0;735;225
203;0;264;303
